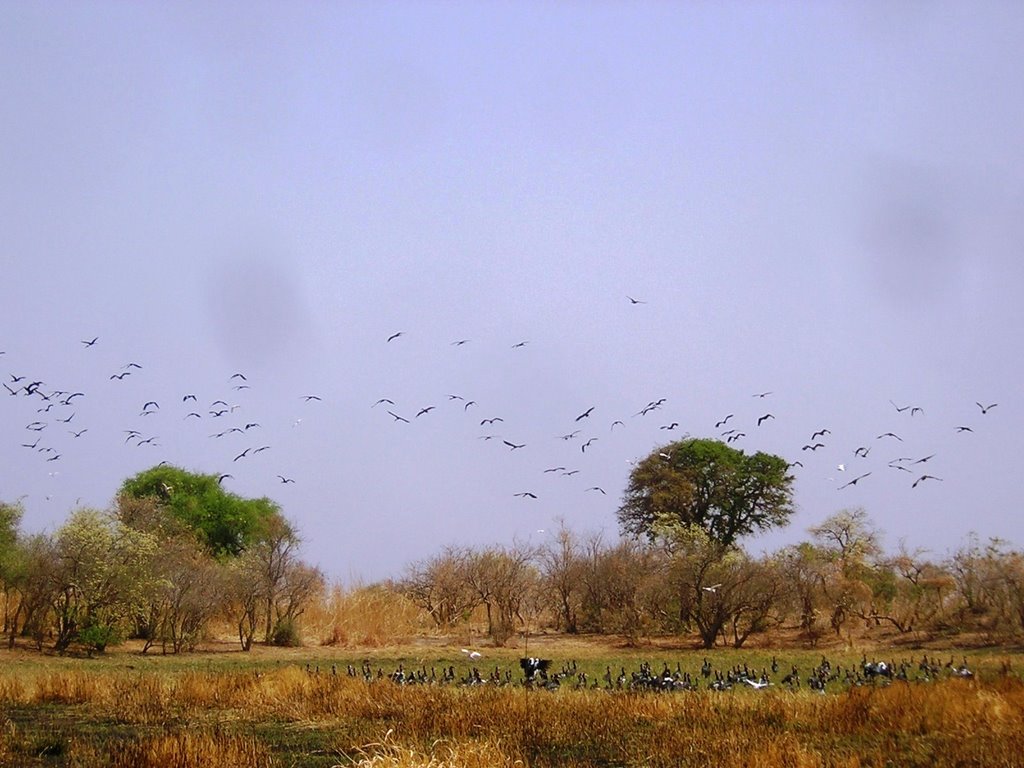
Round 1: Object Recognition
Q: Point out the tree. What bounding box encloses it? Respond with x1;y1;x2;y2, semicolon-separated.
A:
119;465;279;556
618;438;795;550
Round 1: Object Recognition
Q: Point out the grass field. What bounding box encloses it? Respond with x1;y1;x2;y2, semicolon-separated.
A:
1;638;1023;767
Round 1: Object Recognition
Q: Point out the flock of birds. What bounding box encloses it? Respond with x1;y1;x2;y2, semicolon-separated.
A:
0;303;1005;553
303;652;982;694
1;341;324;501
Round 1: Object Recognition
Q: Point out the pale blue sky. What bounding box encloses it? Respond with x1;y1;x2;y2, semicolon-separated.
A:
2;2;1022;580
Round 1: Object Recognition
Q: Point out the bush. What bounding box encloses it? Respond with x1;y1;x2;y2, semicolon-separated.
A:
77;622;124;654
270;619;302;647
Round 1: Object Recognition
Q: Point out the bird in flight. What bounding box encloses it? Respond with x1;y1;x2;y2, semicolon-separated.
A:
504;440;525;450
912;474;943;488
757;413;775;426
912;453;936;464
233;449;251;462
511;341;529;348
787;461;803;469
976;402;998;415
277;475;295;484
811;429;830;439
386;331;404;342
660;422;679;430
854;446;870;458
626;296;646;304
110;372;131;380
387;411;410;423
481;417;504;425
702;583;722;593
889;400;911;413
543;467;566;473
955;426;974;433
416;406;435;417
838;472;871;489
611;420;624;430
715;414;734;428
557;430;580;440
183;394;197;402
302;395;322;402
514;492;537;499
876;432;903;441
69;429;87;438
581;437;597;453
81;337;99;347
802;443;825;451
372;398;395;408
575;406;595;422
463;400;476;410
451;339;470;346
752;391;772;398
585;486;606;494
230;372;247;381
217;474;232;484
726;432;745;443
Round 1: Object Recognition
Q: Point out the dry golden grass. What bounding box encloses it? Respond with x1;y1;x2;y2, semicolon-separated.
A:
302;584;433;648
3;654;1024;766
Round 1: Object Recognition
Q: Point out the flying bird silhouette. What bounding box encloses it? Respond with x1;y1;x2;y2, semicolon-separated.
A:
811;429;831;439
912;474;943;488
626;296;646;304
387;411;410;423
575;407;595;421
752;391;772;398
876;432;903;441
714;414;734;428
838;472;871;489
372;398;395;408
504;440;525;450
802;443;825;451
511;340;529;348
585;486;606;494
386;332;404;342
277;475;295;484
976;402;998;414
416;407;435;417
581;438;597;453
81;337;98;347
757;413;775;426
514;492;537;499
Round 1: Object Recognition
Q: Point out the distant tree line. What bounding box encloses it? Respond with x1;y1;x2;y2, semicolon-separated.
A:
0;466;323;655
3;441;1024;654
399;510;1024;648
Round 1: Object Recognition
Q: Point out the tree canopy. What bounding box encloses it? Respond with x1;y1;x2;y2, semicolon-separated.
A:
119;465;280;556
617;437;794;549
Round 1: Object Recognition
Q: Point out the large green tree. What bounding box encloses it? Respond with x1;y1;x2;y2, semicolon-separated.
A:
618;438;794;550
119;465;279;556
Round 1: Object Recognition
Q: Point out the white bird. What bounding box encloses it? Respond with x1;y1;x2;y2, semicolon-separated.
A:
744;678;771;689
460;649;482;660
837;464;845;472
702;583;722;593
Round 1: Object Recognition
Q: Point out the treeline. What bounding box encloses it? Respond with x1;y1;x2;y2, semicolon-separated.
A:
4;486;1024;655
399;509;1024;648
0;466;323;654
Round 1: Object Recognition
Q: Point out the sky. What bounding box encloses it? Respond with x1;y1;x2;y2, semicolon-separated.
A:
2;2;1022;583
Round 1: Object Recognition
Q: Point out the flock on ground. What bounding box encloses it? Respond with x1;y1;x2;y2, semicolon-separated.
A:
304;652;980;694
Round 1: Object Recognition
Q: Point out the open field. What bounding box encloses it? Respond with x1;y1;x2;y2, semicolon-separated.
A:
2;638;1024;767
